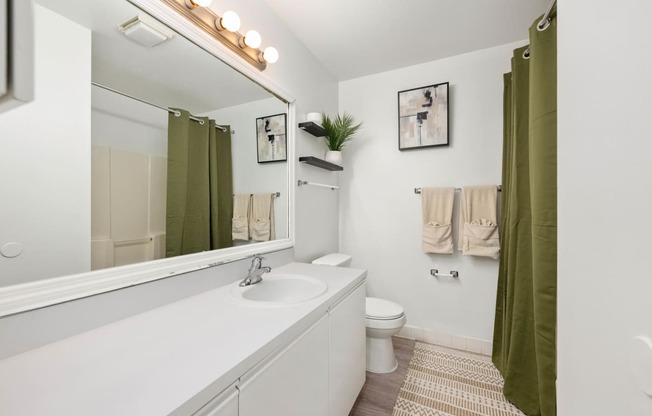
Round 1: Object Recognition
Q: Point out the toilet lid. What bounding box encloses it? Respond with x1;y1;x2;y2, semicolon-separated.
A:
366;297;404;320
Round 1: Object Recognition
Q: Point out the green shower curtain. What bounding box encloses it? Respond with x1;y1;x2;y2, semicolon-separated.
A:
493;11;557;416
165;109;233;257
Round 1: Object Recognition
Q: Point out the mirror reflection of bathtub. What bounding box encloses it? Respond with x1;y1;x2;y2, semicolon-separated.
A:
0;0;295;313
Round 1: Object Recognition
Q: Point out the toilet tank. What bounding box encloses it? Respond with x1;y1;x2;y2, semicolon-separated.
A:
312;253;352;267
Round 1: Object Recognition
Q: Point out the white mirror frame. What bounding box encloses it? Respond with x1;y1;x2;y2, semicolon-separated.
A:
0;0;296;317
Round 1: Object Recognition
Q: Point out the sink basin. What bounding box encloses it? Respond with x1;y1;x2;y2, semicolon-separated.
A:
228;274;328;306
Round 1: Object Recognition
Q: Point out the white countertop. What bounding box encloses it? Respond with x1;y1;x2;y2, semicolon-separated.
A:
0;262;366;416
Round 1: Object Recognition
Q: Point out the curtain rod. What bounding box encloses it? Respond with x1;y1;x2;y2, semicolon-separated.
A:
523;0;557;59
91;82;231;133
233;192;281;197
414;186;502;194
538;0;557;30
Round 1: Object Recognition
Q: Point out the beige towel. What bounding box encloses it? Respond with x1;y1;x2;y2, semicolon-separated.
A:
250;193;276;241
421;187;455;254
232;194;251;241
458;185;500;259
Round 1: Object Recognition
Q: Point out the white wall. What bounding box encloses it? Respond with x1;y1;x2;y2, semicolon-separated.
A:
0;6;91;287
557;1;652;414
91;85;168;157
204;97;289;240
339;41;524;341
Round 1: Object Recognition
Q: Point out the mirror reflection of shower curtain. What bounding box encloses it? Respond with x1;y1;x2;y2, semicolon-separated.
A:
165;109;233;257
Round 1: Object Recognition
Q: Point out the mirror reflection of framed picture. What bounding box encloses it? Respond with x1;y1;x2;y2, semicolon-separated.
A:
256;113;287;163
398;82;449;150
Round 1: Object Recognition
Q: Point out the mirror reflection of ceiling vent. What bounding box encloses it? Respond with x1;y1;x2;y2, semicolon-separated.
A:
118;15;174;48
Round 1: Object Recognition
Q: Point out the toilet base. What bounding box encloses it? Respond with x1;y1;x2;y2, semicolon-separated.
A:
366;336;398;373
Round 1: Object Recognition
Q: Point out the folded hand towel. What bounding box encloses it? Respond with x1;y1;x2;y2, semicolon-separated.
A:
421;187;455;254
459;185;499;259
232;194;251;241
251;193;275;242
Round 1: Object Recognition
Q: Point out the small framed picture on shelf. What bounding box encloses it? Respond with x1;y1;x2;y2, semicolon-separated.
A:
256;113;287;163
397;82;449;150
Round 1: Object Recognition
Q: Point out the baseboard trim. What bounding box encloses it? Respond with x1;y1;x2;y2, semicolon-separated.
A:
396;325;492;356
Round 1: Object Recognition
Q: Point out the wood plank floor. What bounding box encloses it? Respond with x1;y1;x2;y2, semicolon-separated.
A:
349;337;416;416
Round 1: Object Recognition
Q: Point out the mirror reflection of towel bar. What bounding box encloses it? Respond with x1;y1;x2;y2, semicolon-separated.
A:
415;185;502;194
114;237;153;248
297;180;339;190
232;192;281;197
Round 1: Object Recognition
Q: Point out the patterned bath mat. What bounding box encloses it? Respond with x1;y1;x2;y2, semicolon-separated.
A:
392;342;524;416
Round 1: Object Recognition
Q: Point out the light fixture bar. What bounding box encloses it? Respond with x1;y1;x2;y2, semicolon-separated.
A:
161;0;266;71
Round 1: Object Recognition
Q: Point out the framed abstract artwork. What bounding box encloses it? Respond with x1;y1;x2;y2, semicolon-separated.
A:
256;113;287;163
398;82;449;150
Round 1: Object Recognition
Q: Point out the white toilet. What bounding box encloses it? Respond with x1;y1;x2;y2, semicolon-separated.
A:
312;253;407;374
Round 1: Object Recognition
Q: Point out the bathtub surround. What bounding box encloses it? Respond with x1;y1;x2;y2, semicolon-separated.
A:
493;13;557;416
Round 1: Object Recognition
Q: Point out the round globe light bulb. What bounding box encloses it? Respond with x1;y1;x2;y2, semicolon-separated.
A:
243;30;262;49
220;10;240;32
193;0;212;7
263;46;279;64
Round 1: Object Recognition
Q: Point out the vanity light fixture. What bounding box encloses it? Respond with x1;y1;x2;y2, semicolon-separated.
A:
216;10;240;32
163;0;278;70
261;46;279;64
240;30;262;49
184;0;212;9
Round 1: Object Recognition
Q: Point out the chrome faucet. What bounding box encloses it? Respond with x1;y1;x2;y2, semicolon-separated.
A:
239;255;272;286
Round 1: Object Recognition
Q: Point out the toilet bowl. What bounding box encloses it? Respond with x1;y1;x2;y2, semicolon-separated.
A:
312;253;407;374
365;297;406;373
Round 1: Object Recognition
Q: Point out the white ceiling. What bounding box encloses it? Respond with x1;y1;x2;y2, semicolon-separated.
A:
263;0;551;80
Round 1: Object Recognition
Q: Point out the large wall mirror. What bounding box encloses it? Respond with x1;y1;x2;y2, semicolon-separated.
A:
0;0;294;315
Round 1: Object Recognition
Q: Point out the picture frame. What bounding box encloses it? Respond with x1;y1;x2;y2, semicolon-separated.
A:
398;82;449;150
256;113;287;163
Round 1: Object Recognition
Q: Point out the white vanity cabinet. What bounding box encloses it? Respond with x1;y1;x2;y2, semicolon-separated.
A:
236;281;366;416
328;282;366;416
239;315;330;416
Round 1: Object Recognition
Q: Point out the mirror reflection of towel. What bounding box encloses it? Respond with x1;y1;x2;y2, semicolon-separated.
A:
251;193;275;241
232;194;251;241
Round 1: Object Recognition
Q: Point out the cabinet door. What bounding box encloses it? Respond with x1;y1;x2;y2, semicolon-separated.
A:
239;315;329;416
329;282;366;416
193;384;238;416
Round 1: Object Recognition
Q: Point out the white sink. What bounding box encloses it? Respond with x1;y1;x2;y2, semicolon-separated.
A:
228;274;328;306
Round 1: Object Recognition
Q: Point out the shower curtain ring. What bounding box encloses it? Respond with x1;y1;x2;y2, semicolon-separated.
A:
174;110;181;117
523;49;530;59
199;120;205;125
537;18;550;31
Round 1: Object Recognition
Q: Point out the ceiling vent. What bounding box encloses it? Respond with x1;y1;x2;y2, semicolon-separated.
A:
118;15;174;48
